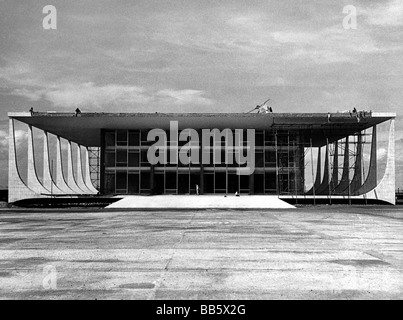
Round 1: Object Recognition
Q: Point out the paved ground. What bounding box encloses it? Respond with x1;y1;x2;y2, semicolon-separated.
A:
0;206;402;299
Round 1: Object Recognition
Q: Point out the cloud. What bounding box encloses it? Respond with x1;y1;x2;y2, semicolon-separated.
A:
43;83;151;107
0;128;27;155
147;10;275;55
271;31;318;44
11;88;46;101
9;82;214;109
0;61;41;88
1;60;214;109
156;89;213;106
256;77;290;87
286;48;352;64
362;0;403;26
271;26;381;64
0;62;32;81
0;129;7;148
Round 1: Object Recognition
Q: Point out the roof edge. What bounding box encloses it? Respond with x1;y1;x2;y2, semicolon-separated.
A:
8;111;397;118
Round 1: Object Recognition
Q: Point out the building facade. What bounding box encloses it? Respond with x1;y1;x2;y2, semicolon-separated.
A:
8;112;396;204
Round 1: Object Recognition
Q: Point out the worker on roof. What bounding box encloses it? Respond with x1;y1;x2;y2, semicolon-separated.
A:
258;103;272;113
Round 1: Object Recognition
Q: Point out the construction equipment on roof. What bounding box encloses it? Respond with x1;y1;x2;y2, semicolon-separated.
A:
246;98;272;113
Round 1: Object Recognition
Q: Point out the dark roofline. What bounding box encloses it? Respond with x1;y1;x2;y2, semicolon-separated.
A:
9;111;396;118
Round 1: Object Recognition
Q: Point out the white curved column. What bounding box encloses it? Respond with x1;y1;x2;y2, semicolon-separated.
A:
66;140;86;194
84;147;99;194
27;125;50;195
8;119;41;202
42;131;64;195
365;119;395;204
55;136;76;194
75;144;95;194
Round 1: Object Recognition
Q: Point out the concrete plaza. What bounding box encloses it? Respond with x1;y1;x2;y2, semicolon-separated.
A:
0;206;402;299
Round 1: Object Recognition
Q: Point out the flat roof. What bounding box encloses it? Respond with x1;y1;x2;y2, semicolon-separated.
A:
9;112;395;146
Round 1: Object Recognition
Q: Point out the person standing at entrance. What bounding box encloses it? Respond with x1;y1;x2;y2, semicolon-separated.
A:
196;184;200;195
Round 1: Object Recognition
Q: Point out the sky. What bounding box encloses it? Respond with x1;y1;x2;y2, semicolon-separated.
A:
0;0;402;188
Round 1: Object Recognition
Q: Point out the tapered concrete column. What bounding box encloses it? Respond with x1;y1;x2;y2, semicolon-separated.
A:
317;144;330;195
306;147;321;195
66;140;86;194
84;147;99;193
330;140;339;192
8;119;40;202
335;137;350;194
356;126;378;195
366;120;395;204
295;135;304;193
350;133;363;194
27;125;50;194
314;147;322;192
43;131;64;194
75;144;94;194
55;136;76;194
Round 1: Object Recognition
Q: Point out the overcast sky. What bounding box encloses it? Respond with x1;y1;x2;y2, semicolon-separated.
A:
0;0;402;187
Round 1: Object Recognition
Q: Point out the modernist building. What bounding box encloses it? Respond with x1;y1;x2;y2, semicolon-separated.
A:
8;111;396;204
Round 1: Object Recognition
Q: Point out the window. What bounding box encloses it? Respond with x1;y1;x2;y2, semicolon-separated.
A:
128;131;140;146
240;175;249;191
279;173;289;193
201;147;213;166
215;149;227;167
116;171;127;191
165;172;177;190
265;150;276;164
265;172;276;191
254;174;264;194
190;173;200;194
128;152;140;167
117;130;128;146
140;172;150;190
255;131;264;147
227;173;239;193
141;130;151;146
255;151;264;167
215;172;226;191
178;173;189;194
277;135;288;145
154;173;164;194
265;130;274;145
116;149;127;167
105;131;115;147
203;173;214;193
228;150;238;168
105;151;115;167
104;172;115;194
128;173;139;194
278;152;288;167
141;149;149;165
178;149;190;167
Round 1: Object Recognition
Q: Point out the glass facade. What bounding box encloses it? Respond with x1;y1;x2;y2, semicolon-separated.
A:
102;129;304;195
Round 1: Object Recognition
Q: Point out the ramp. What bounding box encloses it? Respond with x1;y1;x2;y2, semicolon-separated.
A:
106;195;296;209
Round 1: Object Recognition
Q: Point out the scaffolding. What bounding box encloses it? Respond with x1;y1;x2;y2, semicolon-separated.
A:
88;147;100;190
